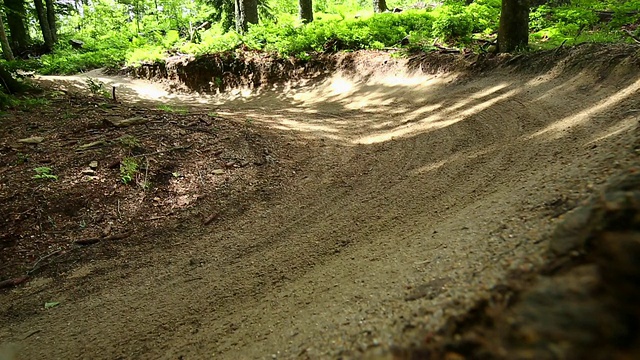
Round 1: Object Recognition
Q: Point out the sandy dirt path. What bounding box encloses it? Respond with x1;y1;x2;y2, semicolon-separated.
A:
2;53;640;359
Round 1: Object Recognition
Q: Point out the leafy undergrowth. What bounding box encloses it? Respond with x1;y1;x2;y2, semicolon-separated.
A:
3;0;639;75
0;90;297;282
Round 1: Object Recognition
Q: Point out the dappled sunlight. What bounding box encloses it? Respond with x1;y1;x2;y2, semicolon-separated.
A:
586;116;639;145
412;159;448;175
38;60;640;150
354;87;519;144
530;78;640;140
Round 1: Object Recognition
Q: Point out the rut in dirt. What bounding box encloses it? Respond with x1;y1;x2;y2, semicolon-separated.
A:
1;45;640;359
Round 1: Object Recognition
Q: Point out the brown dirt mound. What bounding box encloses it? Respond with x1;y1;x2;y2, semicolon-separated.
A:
123;44;640;94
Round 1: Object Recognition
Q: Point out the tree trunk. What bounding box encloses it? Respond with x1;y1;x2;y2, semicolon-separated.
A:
45;0;57;43
373;0;387;13
4;0;30;53
0;63;22;94
498;0;529;52
33;0;54;51
0;15;14;60
299;0;313;23
235;0;258;33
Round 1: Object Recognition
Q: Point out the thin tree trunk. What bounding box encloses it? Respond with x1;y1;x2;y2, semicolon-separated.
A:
45;0;57;43
33;0;54;51
4;0;30;53
0;15;14;60
498;0;529;52
235;0;258;33
299;0;313;23
373;0;387;13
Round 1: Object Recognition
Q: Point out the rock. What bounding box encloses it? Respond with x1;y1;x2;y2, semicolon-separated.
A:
548;205;594;256
77;140;105;151
104;116;149;128
17;136;44;144
81;169;96;176
89;161;98;169
69;39;84;49
213;169;225;175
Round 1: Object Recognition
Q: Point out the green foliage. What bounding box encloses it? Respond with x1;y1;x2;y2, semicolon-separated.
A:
3;0;637;75
16;98;50;111
16;153;30;165
39;48;126;75
85;77;111;98
157;104;188;114
529;0;637;48
33;167;58;181
119;135;141;149
431;4;474;39
120;157;139;184
0;92;17;110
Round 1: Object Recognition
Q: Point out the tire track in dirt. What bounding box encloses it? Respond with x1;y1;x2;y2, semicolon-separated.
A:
2;51;640;359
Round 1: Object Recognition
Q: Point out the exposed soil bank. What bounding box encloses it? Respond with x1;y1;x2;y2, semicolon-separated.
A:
123;44;640;94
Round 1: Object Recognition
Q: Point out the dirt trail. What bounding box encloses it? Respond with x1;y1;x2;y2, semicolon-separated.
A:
2;49;640;359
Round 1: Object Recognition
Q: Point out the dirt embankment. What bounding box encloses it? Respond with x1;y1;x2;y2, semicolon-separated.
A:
123;44;640;94
1;44;640;359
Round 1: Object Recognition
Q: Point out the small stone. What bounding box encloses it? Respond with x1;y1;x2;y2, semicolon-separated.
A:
81;169;96;176
213;169;225;175
89;161;98;169
225;161;236;168
104;116;148;128
17;136;44;144
548;205;594;256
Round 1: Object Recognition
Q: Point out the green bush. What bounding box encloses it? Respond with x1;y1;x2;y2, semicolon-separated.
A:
432;4;474;39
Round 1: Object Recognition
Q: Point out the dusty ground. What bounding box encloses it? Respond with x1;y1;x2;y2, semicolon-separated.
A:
1;45;640;359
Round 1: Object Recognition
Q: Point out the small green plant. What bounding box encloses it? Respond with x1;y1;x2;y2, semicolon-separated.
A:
16;152;29;164
17;98;50;111
119;135;141;149
245;118;254;125
208;112;218;118
33;167;58;180
157;104;188;114
140;180;152;190
85;77;111;98
120;157;139;184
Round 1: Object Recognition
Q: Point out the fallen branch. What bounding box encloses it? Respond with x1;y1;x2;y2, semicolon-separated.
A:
132;144;193;158
203;213;219;225
0;275;29;289
74;230;133;246
622;29;640;44
27;249;64;275
554;39;568;55
434;44;460;54
23;329;42;340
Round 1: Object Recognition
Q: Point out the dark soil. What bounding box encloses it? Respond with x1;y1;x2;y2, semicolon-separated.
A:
0;92;300;283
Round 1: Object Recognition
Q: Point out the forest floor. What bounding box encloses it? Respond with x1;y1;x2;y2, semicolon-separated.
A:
1;45;640;359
